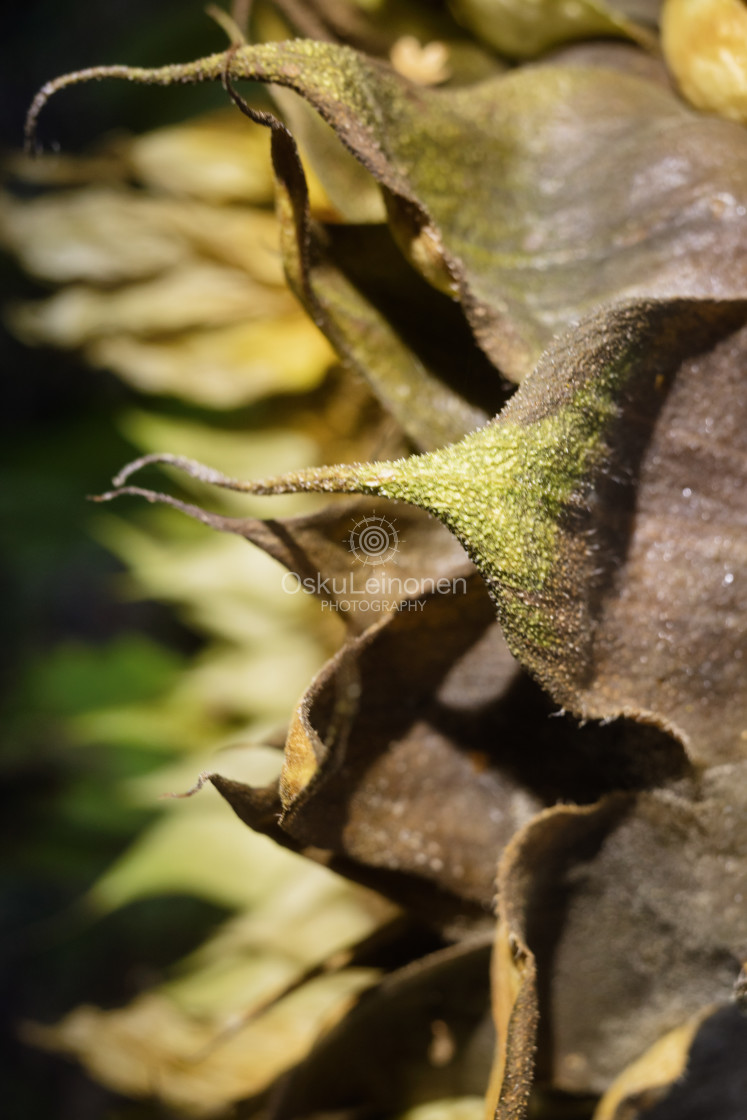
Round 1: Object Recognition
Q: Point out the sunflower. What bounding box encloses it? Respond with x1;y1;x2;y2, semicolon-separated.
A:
6;2;747;1117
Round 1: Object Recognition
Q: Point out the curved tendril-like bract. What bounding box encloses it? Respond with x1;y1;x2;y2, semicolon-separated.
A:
94;295;747;771
25;54;232;152
102;450;395;499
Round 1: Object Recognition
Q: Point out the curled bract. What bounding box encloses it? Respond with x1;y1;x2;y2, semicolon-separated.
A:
101;297;747;769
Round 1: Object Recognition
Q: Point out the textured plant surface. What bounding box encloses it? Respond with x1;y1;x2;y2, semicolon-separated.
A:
5;1;747;1118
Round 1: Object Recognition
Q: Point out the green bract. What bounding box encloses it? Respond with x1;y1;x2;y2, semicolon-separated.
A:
106;296;747;767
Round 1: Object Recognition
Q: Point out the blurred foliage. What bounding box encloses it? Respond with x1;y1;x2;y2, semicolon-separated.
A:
0;4;344;1117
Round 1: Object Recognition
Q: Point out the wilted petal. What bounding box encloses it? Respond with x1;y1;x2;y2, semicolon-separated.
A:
600;1005;747;1119
212;577;528;931
116;491;471;633
215;40;747;379
210;569;686;936
592;1008;709;1119
495;764;747;1097
26;807;394;1116
488;900;538;1120
103;295;747;767
9;262;291;347
24;969;377;1117
88;313;332;408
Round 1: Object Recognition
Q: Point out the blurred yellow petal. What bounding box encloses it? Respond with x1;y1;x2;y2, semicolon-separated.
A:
160;204;283;284
1;189;286;284
10;262;292;347
662;0;747;122
0;189;189;283
2;180;333;402
592;1009;712;1119
89;790;299;913
126;111;276;204
71;695;222;755
166;874;396;1017
89;313;332;407
390;36;452;85
395;1099;485;1120
97;522;325;719
1;110;339;418
25;969;377;1117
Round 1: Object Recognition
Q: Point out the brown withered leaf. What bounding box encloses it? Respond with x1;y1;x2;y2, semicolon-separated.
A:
367;295;747;771
263;2;503;223
213;576;527;933
271;85;387;223
267;937;495;1120
209;571;686;936
32;41;747;384
274;576;531;919
207;40;747;379
264;0;500;74
618;0;663;21
560;299;747;767
273;297;747;771
488;902;538;1120
541;38;671;85
492;763;747;1103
